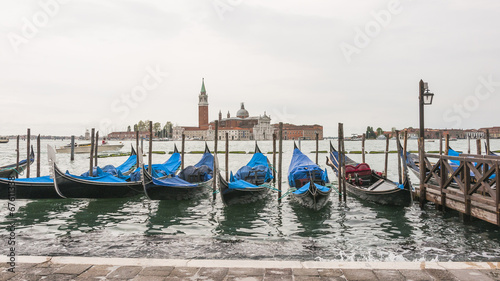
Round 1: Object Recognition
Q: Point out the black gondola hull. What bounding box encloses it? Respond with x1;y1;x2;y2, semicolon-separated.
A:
143;169;212;200
0;179;59;199
218;173;269;206
53;166;142;199
345;180;412;206
290;186;331;211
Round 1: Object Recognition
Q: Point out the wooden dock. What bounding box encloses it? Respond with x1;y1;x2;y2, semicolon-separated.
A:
417;152;499;226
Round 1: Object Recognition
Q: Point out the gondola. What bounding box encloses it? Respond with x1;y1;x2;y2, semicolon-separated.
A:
327;142;412;206
143;143;214;200
288;143;331;210
0;146;138;200
0;148;34;178
218;143;273;206
48;145;144;199
143;144;181;179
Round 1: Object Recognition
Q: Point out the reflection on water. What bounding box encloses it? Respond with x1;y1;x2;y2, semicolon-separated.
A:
0;139;499;261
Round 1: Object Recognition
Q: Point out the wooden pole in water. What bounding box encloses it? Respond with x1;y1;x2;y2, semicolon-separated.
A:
486;129;491;155
136;131;139;168
36;134;40;177
94;131;99;167
272;133;276;184
89;128;95;177
315;132;319;165
26;128;30;178
149;121;153;174
70;135;75;161
445;134;450;155
225;132;229;181
181;133;185;170
213;120;219;200
278;122;283;202
396;131;402;184
467;134;471;154
338;123;343;201
403;131;408;159
16;136;19;179
476;139;481;155
439;132;443;155
362;133;366;163
384;135;389;179
340;123;346;202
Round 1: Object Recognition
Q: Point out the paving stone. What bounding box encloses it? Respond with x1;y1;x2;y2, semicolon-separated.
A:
293;268;320;276
132;276;165;281
198;267;229;280
480;269;500;281
263;275;293;281
341;269;378;281
295;276;321;281
426;268;460;281
449;269;495;281
168;267;199;278
43;274;80;281
319;277;347;281
139;266;174;277
107;266;142;279
226;277;264;281
55;264;92;275
398;269;434;281
0;270;17;281
228;267;265;276
318;269;344;277
77;265;115;278
22;266;56;276
373;269;405;281
265;268;292;276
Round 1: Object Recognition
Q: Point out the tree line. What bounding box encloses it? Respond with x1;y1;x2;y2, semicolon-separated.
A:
365;126;397;139
127;120;174;138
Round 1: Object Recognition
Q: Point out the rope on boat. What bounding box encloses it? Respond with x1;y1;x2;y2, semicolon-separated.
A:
278;187;296;200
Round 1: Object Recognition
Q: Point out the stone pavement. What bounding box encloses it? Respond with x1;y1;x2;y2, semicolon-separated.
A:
1;256;499;280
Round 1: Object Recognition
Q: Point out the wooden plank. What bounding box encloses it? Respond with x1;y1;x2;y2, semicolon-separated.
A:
464;160;471;219
497;161;500;226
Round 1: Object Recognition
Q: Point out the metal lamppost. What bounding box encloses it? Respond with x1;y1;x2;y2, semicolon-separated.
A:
419;79;434;209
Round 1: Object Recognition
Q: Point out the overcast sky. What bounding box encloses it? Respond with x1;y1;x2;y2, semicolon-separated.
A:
1;0;499;137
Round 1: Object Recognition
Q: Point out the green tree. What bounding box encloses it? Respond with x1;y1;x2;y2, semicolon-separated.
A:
153;122;161;135
366;126;376;139
127;125;131;132
376;127;384;136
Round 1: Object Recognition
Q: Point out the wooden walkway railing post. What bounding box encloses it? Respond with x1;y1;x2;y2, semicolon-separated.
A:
439;157;447;212
419;136;426;209
463;157;471;222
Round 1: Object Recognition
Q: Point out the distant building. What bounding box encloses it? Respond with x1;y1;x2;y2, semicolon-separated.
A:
172;78;323;141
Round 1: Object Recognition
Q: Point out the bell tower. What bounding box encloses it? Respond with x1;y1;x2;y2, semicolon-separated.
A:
198;78;209;129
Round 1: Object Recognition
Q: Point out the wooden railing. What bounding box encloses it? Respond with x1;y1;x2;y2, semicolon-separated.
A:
422;153;499;226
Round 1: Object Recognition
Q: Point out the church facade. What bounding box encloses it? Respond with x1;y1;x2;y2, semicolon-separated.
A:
172;79;323;141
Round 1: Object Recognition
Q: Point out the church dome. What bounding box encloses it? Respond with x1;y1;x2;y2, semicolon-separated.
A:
236;102;249;118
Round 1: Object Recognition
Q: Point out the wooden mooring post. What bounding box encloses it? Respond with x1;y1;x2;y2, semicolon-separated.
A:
403;131;408;161
225;132;229;181
467;134;471;154
70;135;75;161
181;134;185;170
445;134;450;155
476;139;482;155
419;136;426;209
16;136;19;179
213;120;219;201
486;129;491;155
315;132;319;165
272;133;276;184
338;123;346;202
26;128;30;178
396;131;402;184
439;132;443;155
136;131;140;168
89;128;95;177
36;134;41;177
278;122;283;202
361;133;366;163
148;121;153;174
384;135;389;179
94;131;99;167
